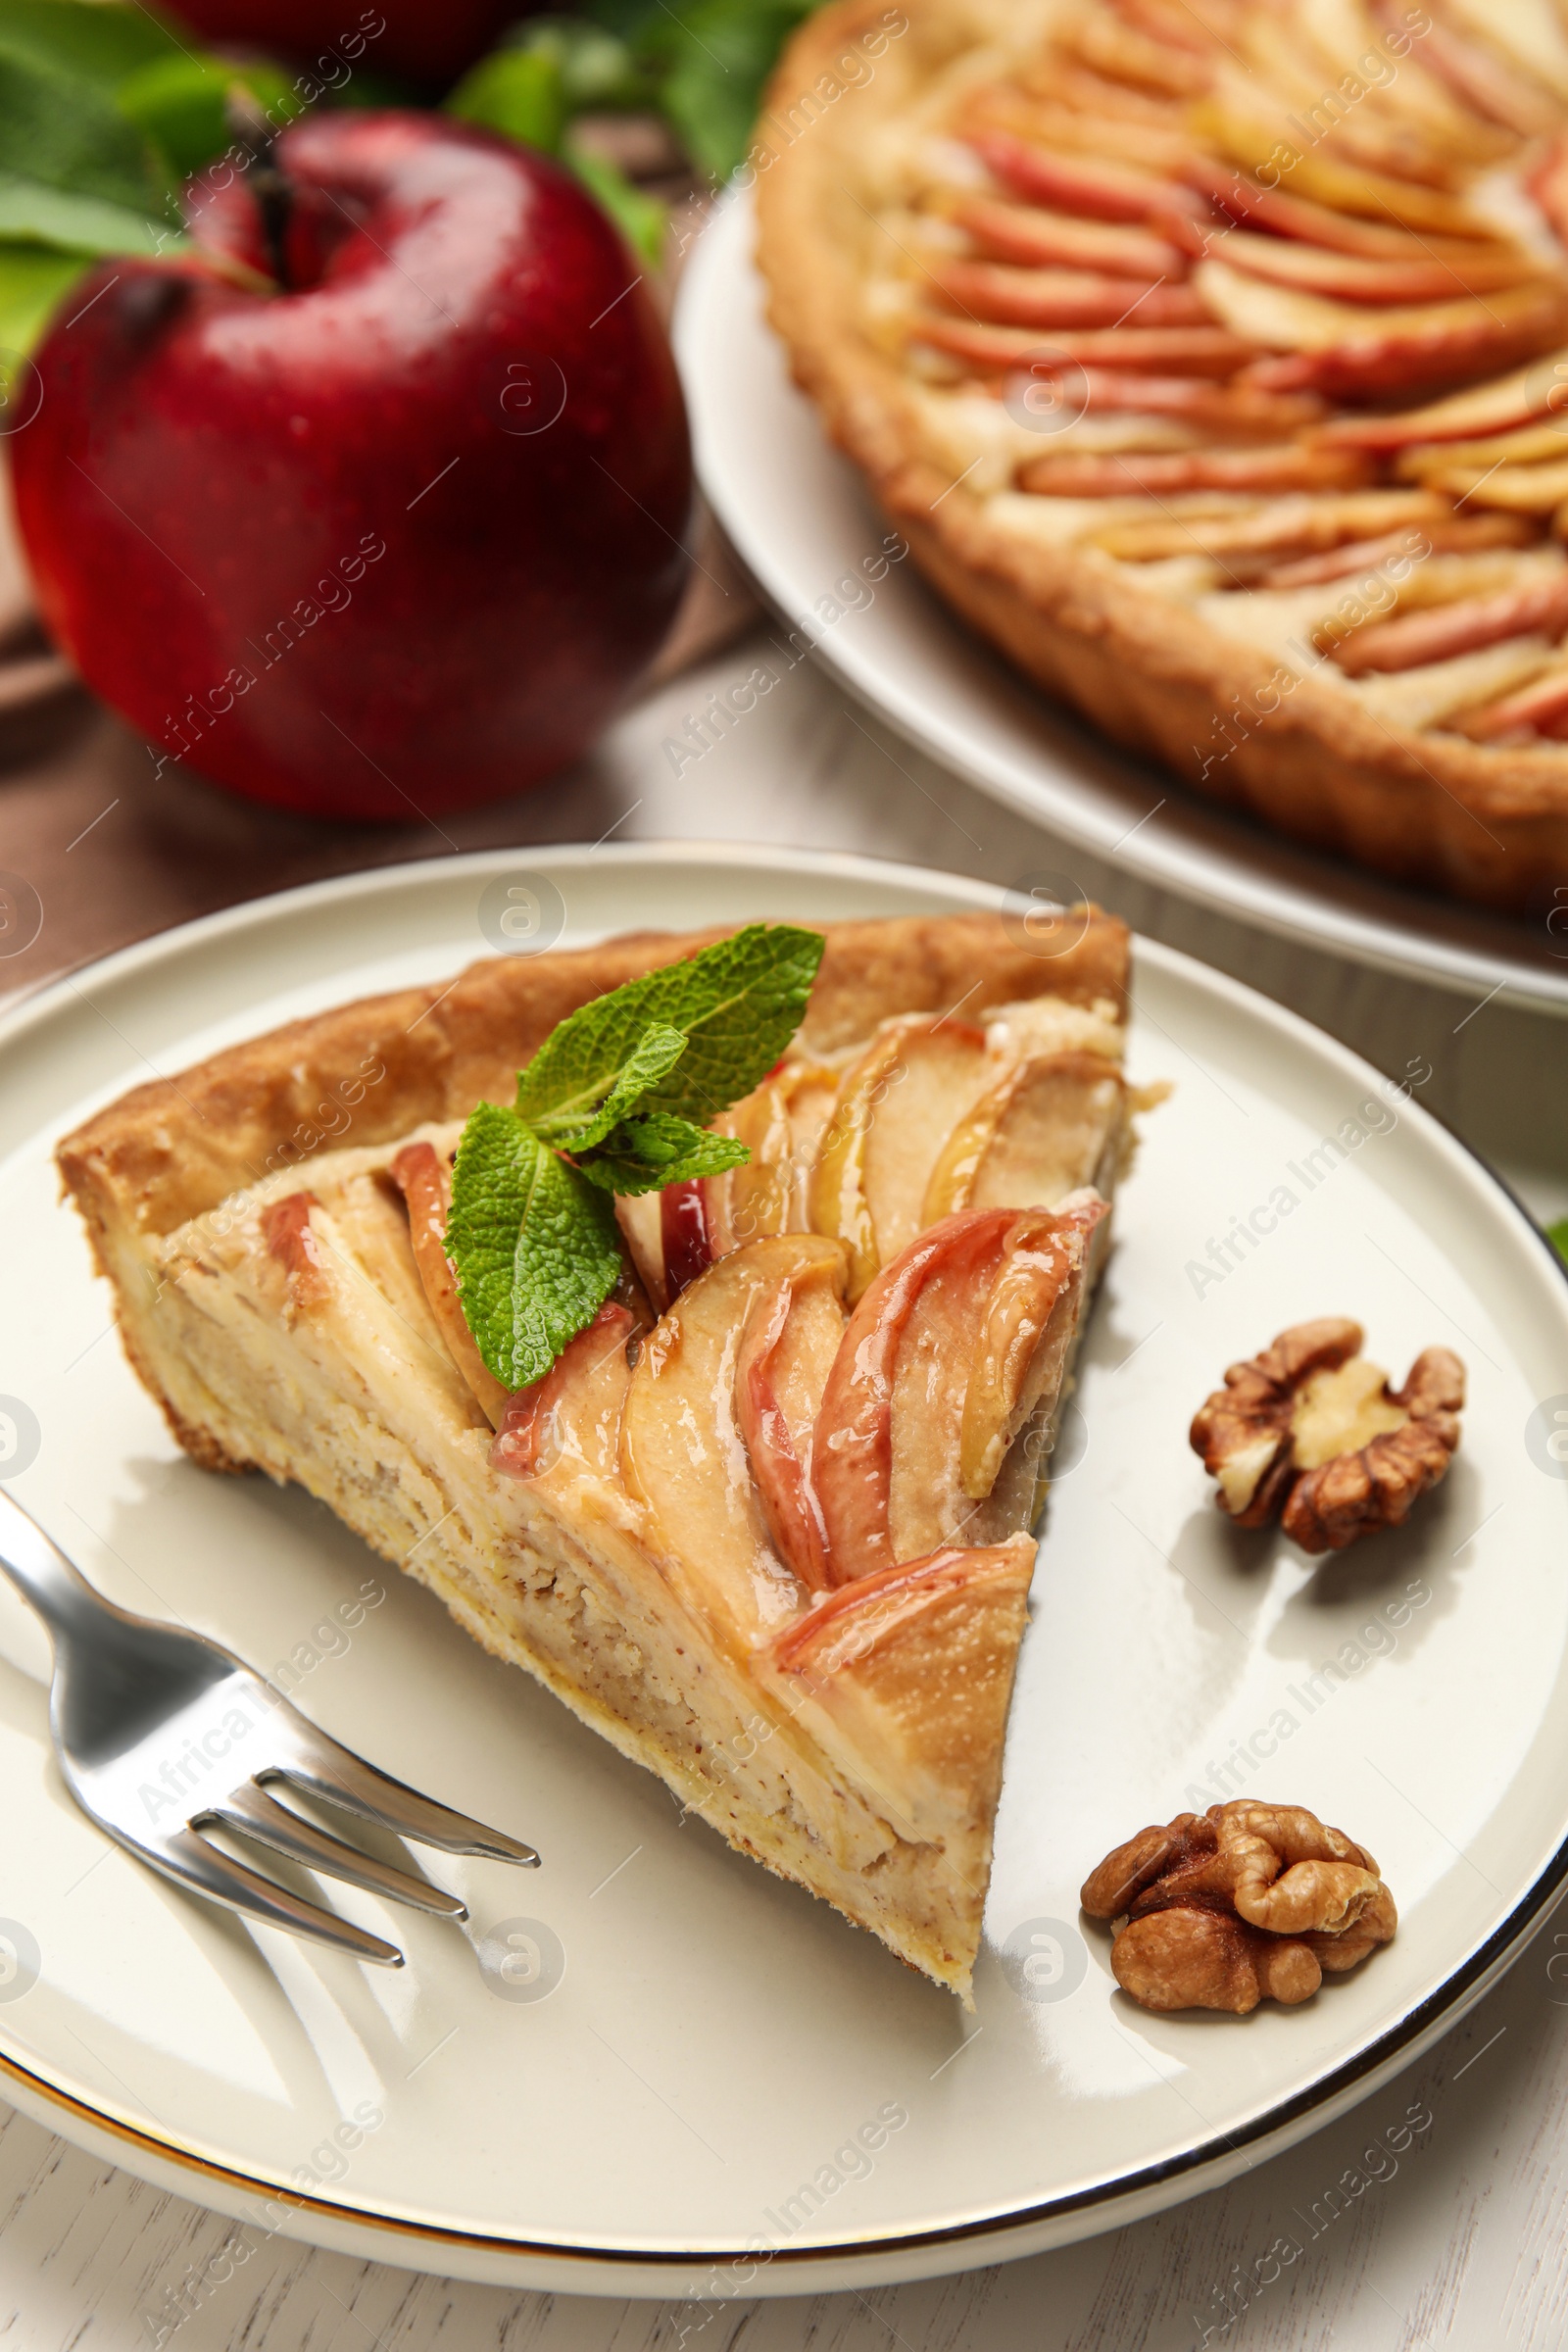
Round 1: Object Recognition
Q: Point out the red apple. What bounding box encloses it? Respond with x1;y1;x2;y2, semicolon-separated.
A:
174;0;518;90
10;112;691;819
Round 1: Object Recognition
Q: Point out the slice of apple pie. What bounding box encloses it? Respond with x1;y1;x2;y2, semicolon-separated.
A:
58;908;1139;1999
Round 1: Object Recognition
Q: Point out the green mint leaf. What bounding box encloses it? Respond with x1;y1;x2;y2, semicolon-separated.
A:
637;923;825;1124
515;923;823;1142
1548;1216;1568;1268
448;924;825;1387
447;1102;623;1391
523;1018;688;1154
577;1114;749;1196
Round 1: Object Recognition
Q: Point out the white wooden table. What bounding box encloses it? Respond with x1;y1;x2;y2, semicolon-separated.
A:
3;628;1565;2350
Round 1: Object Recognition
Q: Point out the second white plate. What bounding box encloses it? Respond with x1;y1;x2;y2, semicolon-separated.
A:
675;193;1568;1015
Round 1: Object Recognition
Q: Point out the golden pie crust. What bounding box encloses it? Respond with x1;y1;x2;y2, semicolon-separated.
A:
756;0;1568;911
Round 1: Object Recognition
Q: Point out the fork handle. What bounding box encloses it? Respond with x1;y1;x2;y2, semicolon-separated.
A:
0;1491;98;1639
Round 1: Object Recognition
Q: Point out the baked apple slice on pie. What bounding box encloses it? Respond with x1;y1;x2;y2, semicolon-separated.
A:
58;908;1145;2000
758;0;1568;909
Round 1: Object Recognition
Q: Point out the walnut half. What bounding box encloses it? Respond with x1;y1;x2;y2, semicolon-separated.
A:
1190;1317;1464;1552
1081;1800;1396;2015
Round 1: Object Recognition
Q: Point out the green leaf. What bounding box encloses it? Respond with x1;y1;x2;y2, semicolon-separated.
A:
1548;1217;1568;1267
446;47;567;152
0;46;175;255
578;1113;749;1197
579;0;824;181
0;1;182;92
516;924;825;1144
661;4;816;182
445;29;666;264
579;0;662;46
118;55;304;181
504;17;656;111
639;923;826;1123
0;182;172;253
0;240;90;368
528;1018;689;1154
449;925;824;1387
588;0;818;182
447;1102;624;1391
564;138;666;266
330;65;420;109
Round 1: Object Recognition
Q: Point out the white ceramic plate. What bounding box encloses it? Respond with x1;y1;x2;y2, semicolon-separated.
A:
675;194;1568;1016
0;842;1565;2299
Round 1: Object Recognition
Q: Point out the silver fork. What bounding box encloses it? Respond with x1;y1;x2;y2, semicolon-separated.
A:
0;1492;537;1966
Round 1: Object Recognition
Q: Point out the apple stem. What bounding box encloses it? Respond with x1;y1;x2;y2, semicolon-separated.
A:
224;86;294;292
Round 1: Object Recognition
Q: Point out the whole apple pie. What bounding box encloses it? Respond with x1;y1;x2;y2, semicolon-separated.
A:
757;0;1568;910
58;910;1140;2001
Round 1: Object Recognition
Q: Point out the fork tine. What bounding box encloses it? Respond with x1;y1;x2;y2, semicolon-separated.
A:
212;1784;468;1920
270;1715;540;1863
145;1827;405;1966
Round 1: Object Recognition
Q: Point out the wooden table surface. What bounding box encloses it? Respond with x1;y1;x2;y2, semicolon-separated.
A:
2;607;1567;2350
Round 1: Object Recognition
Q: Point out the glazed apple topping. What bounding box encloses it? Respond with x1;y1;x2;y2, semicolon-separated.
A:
869;0;1568;747
812;1198;1105;1583
733;1250;847;1592
491;1300;639;1482
381;939;1138;1674
923;1052;1129;1223
619;1234;850;1649
262;1190;329;1311
494;991;1129;1348
488;1195;1106;1662
809;1015;993;1299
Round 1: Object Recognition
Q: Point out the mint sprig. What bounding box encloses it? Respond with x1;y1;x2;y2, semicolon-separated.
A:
448;924;825;1391
447;1107;625;1394
524;1017;689;1154
514;920;824;1139
577;1112;748;1198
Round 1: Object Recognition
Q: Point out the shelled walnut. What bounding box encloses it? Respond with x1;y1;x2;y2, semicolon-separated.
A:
1190;1318;1464;1552
1081;1801;1396;2015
